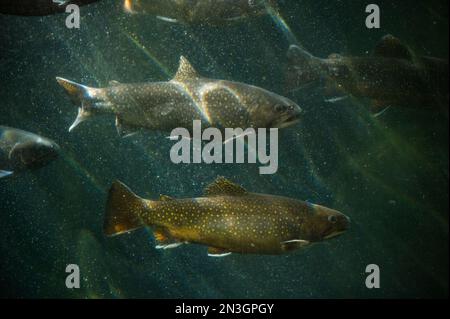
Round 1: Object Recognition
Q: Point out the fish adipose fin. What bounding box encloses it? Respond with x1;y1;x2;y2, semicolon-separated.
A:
204;176;248;197
0;170;13;178
172;56;200;82
104;180;146;236
374;34;413;60
56;77;99;132
207;247;232;257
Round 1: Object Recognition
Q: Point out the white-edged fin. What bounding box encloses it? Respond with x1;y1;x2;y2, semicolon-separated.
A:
156;16;179;23
325;95;350;103
69;108;87;132
155;242;184;250
0;170;13;178
373;106;391;118
223;131;255;145
281;239;310;251
53;0;69;6
208;252;232;258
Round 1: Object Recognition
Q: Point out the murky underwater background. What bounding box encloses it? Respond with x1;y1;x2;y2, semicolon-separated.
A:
0;0;448;298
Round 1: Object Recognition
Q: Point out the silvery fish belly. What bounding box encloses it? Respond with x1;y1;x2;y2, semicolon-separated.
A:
0;126;59;178
0;0;100;16
104;177;350;256
123;0;271;25
56;56;302;136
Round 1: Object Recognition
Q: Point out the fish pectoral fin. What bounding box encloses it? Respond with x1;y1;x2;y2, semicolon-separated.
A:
373;34;413;60
371;100;392;117
115;117;139;138
207;247;232;257
324;95;350;103
159;194;174;201
109;80;121;86
281;239;310;251
204;176;248;197
156;16;179;23
0;170;14;179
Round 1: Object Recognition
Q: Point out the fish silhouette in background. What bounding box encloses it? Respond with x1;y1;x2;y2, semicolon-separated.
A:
104;176;350;256
123;0;277;25
286;35;449;116
56;56;302;136
0;126;59;178
0;0;100;16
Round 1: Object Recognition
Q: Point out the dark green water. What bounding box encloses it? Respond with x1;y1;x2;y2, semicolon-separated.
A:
0;0;448;298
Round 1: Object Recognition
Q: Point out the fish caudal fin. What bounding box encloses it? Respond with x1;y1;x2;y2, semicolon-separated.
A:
104;180;146;236
56;77;99;132
286;45;323;90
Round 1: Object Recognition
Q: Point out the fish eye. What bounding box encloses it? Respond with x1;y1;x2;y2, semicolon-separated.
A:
328;215;338;223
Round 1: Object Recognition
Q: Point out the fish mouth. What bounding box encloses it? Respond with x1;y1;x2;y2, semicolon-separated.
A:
276;114;301;128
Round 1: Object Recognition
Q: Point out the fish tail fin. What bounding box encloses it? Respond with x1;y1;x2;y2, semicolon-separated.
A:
56;77;102;132
104;180;147;236
286;45;323;90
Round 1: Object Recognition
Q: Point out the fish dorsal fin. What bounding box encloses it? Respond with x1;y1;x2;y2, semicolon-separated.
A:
374;34;413;60
159;194;174;201
109;80;121;86
173;56;200;82
204;176;247;196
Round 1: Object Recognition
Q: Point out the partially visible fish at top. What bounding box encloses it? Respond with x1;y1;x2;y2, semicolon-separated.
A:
123;0;277;25
0;126;59;179
0;0;100;16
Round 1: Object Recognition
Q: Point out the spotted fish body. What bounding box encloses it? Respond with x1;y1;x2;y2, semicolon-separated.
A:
124;0;273;25
56;56;302;135
104;177;350;256
0;126;59;178
286;35;449;113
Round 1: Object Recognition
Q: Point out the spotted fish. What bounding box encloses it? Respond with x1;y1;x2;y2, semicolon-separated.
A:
123;0;276;25
104;176;350;256
56;56;302;136
286;35;449;114
0;0;100;16
0;126;59;178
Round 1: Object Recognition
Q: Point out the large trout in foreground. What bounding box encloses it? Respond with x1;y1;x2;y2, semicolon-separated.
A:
57;56;302;136
104;177;350;256
286;35;449;114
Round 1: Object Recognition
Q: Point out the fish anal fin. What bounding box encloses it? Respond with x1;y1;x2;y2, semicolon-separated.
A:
116;116;139;138
281;239;310;251
204;176;247;197
207;247;232;257
374;34;413;60
172;56;200;82
153;228;184;250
